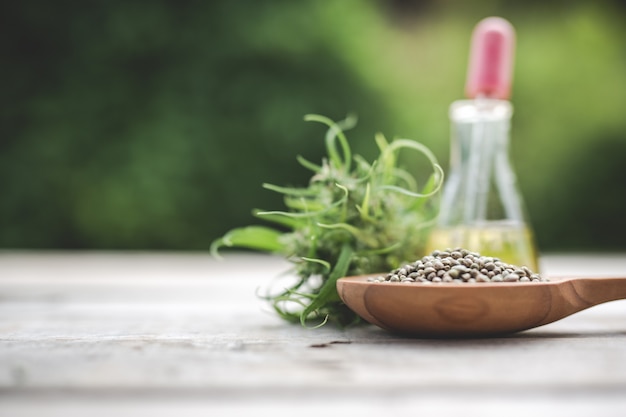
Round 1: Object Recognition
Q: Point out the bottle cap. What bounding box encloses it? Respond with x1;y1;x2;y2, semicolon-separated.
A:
465;17;515;100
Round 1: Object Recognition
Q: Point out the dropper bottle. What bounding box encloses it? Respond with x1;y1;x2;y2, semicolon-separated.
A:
426;17;539;271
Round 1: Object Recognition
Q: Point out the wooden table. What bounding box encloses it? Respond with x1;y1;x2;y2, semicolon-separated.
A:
1;252;625;416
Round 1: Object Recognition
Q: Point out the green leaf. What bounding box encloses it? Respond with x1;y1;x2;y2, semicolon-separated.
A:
304;113;355;172
284;196;327;212
383;138;439;167
300;257;331;273
296;155;322;173
299;244;353;327
410;171;440;212
375;138;444;198
263;183;317;197
210;226;284;257
255;209;321;219
390;167;418;192
357;182;371;221
253;209;301;229
317;222;378;248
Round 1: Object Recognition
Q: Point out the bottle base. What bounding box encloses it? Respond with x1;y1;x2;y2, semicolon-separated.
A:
425;223;539;272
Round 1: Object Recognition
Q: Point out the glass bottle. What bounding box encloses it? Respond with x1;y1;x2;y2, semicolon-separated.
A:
426;17;539;271
426;98;539;270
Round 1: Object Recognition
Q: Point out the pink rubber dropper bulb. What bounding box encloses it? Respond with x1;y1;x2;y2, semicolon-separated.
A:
465;17;515;100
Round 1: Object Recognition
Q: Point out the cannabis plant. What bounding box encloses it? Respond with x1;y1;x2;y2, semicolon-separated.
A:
211;114;443;326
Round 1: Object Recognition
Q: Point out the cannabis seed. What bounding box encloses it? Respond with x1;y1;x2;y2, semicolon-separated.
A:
380;249;546;284
504;273;520;282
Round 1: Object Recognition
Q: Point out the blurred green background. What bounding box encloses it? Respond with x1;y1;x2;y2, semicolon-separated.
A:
1;0;625;252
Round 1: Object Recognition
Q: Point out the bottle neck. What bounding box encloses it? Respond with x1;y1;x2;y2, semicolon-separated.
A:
449;98;513;122
439;99;523;226
448;99;512;179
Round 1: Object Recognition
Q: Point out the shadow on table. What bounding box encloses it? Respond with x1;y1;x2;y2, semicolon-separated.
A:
510;330;626;339
333;324;626;346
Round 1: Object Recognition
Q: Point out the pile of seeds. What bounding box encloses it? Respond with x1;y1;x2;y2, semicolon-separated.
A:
369;248;546;284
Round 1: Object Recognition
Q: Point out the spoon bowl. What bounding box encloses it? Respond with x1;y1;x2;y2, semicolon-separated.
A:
337;275;626;337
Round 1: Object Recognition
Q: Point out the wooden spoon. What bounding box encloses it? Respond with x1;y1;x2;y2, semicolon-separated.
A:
337;275;626;337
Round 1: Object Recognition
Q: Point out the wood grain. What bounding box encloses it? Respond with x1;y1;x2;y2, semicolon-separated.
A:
1;252;626;417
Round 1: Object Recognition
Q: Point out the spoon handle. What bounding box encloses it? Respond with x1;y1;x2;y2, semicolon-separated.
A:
571;276;626;307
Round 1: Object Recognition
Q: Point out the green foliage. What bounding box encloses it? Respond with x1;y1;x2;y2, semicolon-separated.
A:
1;0;625;251
212;115;443;326
0;0;398;249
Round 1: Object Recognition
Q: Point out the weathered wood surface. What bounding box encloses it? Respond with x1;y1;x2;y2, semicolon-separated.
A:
1;252;626;416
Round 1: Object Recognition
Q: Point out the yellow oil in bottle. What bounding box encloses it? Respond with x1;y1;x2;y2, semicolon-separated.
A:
425;223;539;271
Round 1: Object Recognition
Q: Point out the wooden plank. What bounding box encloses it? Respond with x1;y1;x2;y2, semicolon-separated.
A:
1;252;626;416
